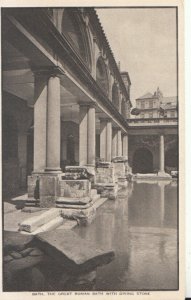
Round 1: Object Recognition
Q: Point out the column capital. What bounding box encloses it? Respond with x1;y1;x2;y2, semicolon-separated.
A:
32;66;65;78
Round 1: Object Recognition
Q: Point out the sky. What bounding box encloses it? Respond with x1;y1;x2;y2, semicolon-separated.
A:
96;8;177;105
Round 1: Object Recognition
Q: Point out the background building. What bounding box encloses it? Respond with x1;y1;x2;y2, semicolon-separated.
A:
135;87;178;119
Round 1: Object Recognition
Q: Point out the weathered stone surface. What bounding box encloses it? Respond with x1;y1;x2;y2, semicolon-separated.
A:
28;175;38;198
36;229;115;273
22;207;47;213
31;216;64;235
19;208;61;233
10;251;22;259
29;248;44;257
4;231;34;253
95;167;115;184
56;196;91;205
5;252;45;274
96;161;111;168
20;247;34;257
4;255;14;263
62;166;93;180
40;176;59;207
94;183;118;200
112;156;128;163
113;162;126;179
59;180;91;198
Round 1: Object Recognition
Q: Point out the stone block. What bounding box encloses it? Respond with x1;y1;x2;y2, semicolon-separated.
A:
27;175;38;198
113;162;126;179
36;229;115;274
95;167;115;184
62;166;94;180
40;175;59;207
19;208;61;233
59;180;91;198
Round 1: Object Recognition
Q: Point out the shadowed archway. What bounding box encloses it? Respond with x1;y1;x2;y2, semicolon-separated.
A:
132;148;153;174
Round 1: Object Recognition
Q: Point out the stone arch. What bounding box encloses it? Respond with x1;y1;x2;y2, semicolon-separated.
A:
112;82;120;110
132;147;154;174
96;56;109;95
62;9;92;69
121;98;126;118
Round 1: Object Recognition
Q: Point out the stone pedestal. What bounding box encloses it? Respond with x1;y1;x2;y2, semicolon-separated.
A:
94;162;118;200
27;174;60;208
112;156;128;188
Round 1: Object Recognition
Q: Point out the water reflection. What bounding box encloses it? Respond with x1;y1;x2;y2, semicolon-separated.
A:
74;180;178;290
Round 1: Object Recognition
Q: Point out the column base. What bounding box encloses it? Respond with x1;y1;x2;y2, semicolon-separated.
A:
157;171;171;178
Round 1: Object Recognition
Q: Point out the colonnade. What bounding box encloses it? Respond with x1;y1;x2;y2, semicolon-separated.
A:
32;67;129;174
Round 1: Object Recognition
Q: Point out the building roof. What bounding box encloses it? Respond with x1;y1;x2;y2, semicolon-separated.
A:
137;92;154;100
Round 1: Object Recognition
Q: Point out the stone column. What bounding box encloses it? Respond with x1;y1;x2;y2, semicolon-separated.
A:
18;133;27;187
122;134;128;158
112;129;117;158
100;119;112;162
117;129;122;156
100;120;107;161
33;73;47;172
106;121;112;162
159;135;165;173
87;105;96;165
45;73;61;172
79;105;88;166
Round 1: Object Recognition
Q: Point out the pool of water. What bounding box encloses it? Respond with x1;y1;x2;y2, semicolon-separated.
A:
74;180;178;291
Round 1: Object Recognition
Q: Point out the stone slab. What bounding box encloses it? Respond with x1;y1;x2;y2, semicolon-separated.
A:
35;229;115;273
30;216;64;235
19;208;61;233
59;180;91;198
4;231;34;253
56;196;91;205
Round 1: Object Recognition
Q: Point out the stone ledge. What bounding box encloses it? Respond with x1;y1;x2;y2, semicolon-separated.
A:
19;208;62;233
35;229;115;274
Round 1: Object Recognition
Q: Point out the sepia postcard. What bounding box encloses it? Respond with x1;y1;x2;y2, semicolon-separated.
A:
0;0;186;299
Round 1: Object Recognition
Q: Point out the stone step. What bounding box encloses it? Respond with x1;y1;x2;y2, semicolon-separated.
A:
56;201;93;209
19;208;61;233
25;198;40;207
56;196;91;205
27;216;64;235
35;229;115;274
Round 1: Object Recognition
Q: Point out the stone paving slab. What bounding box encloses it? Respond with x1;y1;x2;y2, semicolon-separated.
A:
4;210;45;232
35;229;115;274
19;208;62;233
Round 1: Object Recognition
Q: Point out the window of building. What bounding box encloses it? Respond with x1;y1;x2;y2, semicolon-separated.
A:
140;113;145;119
141;101;145;109
149;112;153;118
149;100;153;108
